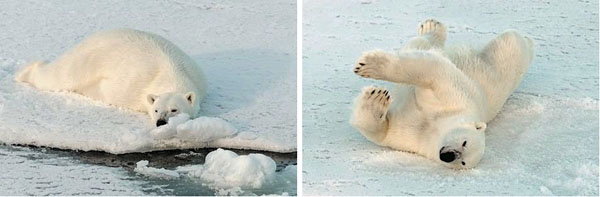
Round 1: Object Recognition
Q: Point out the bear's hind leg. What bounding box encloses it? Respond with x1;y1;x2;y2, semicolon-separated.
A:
14;61;63;91
350;86;392;143
14;61;80;91
480;30;534;77
403;19;447;50
14;61;45;83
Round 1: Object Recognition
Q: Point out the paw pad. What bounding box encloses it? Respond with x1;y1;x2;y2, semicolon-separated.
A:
418;19;447;43
357;86;392;120
353;50;391;80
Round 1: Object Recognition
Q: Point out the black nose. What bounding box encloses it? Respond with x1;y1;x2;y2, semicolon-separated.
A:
156;119;167;127
440;152;456;163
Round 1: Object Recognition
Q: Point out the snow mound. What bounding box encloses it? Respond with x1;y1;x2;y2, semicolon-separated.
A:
188;148;276;189
149;113;238;143
176;116;238;142
134;160;180;180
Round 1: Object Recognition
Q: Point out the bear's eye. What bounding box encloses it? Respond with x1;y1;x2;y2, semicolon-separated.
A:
171;109;177;113
154;110;158;113
462;141;467;147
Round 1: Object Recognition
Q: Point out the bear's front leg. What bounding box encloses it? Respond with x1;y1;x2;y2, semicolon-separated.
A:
354;50;463;89
350;86;392;143
353;50;395;81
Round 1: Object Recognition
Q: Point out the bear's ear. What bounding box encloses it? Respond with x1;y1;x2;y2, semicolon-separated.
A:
147;94;157;104
184;92;195;105
474;122;487;131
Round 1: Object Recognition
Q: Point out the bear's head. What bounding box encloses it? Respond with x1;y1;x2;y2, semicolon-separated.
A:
146;92;198;127
436;121;486;169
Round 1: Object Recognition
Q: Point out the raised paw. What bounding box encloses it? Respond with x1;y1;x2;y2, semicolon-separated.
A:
418;19;446;37
353;50;393;80
418;19;447;45
356;86;392;121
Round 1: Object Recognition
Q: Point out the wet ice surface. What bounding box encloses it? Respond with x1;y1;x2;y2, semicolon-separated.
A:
0;145;296;195
0;0;296;195
303;0;598;195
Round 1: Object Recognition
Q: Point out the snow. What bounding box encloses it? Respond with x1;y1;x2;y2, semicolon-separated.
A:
133;148;296;196
148;113;238;143
0;0;296;154
175;116;238;142
303;0;598;195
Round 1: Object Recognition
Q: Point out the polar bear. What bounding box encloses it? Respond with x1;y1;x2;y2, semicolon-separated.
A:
351;19;534;169
15;28;207;127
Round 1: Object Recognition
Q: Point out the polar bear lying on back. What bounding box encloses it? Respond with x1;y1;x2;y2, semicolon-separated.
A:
351;19;534;169
15;29;206;127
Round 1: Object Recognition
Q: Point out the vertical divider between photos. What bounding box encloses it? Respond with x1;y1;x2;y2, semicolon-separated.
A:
296;0;303;195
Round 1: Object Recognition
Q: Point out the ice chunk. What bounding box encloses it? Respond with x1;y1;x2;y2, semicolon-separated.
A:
176;116;238;142
148;113;237;143
178;148;277;189
133;160;180;179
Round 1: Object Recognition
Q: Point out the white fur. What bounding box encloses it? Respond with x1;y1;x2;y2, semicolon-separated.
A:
14;29;206;126
351;19;534;169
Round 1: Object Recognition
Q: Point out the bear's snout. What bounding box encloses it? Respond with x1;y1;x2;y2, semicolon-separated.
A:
156;119;167;127
439;147;460;163
440;151;456;163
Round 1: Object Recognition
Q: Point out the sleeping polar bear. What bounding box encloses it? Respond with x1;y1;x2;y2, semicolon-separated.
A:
15;29;206;127
351;19;534;169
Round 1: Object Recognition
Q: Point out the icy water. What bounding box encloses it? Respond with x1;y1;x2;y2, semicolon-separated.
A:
0;145;297;195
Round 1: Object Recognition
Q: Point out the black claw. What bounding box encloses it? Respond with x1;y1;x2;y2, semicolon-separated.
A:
359;63;365;66
421;24;423;28
387;95;390;100
371;90;375;95
354;70;358;73
378;90;381;94
383;90;388;95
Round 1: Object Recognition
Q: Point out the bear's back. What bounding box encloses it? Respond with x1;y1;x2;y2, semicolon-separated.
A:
67;29;206;112
94;28;206;94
